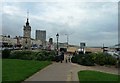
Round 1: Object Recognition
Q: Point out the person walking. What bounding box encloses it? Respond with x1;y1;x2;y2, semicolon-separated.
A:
65;54;68;63
68;53;72;62
59;52;62;63
59;51;64;63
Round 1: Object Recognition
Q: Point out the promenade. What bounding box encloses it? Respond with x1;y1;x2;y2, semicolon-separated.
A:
25;62;79;81
24;61;118;82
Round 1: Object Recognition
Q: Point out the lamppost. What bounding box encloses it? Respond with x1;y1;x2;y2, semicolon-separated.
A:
56;33;59;55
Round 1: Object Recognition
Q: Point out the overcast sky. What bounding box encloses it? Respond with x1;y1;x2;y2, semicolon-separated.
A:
1;0;119;47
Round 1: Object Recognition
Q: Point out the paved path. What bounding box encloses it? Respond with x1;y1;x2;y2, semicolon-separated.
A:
71;63;118;75
24;61;118;82
25;62;79;81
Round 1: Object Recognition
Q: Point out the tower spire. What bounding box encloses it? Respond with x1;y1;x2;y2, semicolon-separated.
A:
26;10;29;25
27;9;29;19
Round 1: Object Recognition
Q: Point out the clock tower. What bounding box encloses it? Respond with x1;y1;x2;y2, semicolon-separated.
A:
23;12;31;49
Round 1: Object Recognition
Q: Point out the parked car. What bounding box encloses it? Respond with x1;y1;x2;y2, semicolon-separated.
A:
0;47;8;50
107;51;120;58
31;46;38;50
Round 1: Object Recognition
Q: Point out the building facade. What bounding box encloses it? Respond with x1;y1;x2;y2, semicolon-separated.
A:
36;30;46;47
47;38;54;50
23;18;31;49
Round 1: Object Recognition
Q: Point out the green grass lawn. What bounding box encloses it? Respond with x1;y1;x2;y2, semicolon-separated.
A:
78;70;119;83
2;59;52;82
0;59;2;83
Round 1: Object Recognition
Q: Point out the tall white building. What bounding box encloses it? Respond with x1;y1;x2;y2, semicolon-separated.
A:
36;30;46;47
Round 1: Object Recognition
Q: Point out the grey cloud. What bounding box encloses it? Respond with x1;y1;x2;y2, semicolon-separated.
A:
2;14;24;37
2;2;118;46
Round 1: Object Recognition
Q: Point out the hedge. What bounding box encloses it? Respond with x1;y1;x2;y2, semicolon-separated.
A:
71;52;117;66
90;52;117;66
71;54;95;66
2;49;11;58
9;50;56;61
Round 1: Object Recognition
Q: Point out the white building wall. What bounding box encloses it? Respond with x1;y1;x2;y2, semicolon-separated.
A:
31;39;42;46
1;35;43;49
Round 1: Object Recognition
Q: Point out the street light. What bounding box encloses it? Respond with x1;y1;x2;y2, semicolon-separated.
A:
56;33;59;55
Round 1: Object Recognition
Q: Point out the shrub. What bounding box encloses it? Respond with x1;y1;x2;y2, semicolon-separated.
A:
118;60;120;67
94;53;106;66
104;55;116;65
47;51;56;61
9;50;36;60
90;52;117;66
71;52;117;66
36;52;45;61
71;55;79;63
71;54;95;66
79;54;94;66
9;50;56;61
2;49;11;58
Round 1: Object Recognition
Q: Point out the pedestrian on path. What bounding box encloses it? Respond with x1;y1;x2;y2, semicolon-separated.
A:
68;53;72;62
65;54;68;63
